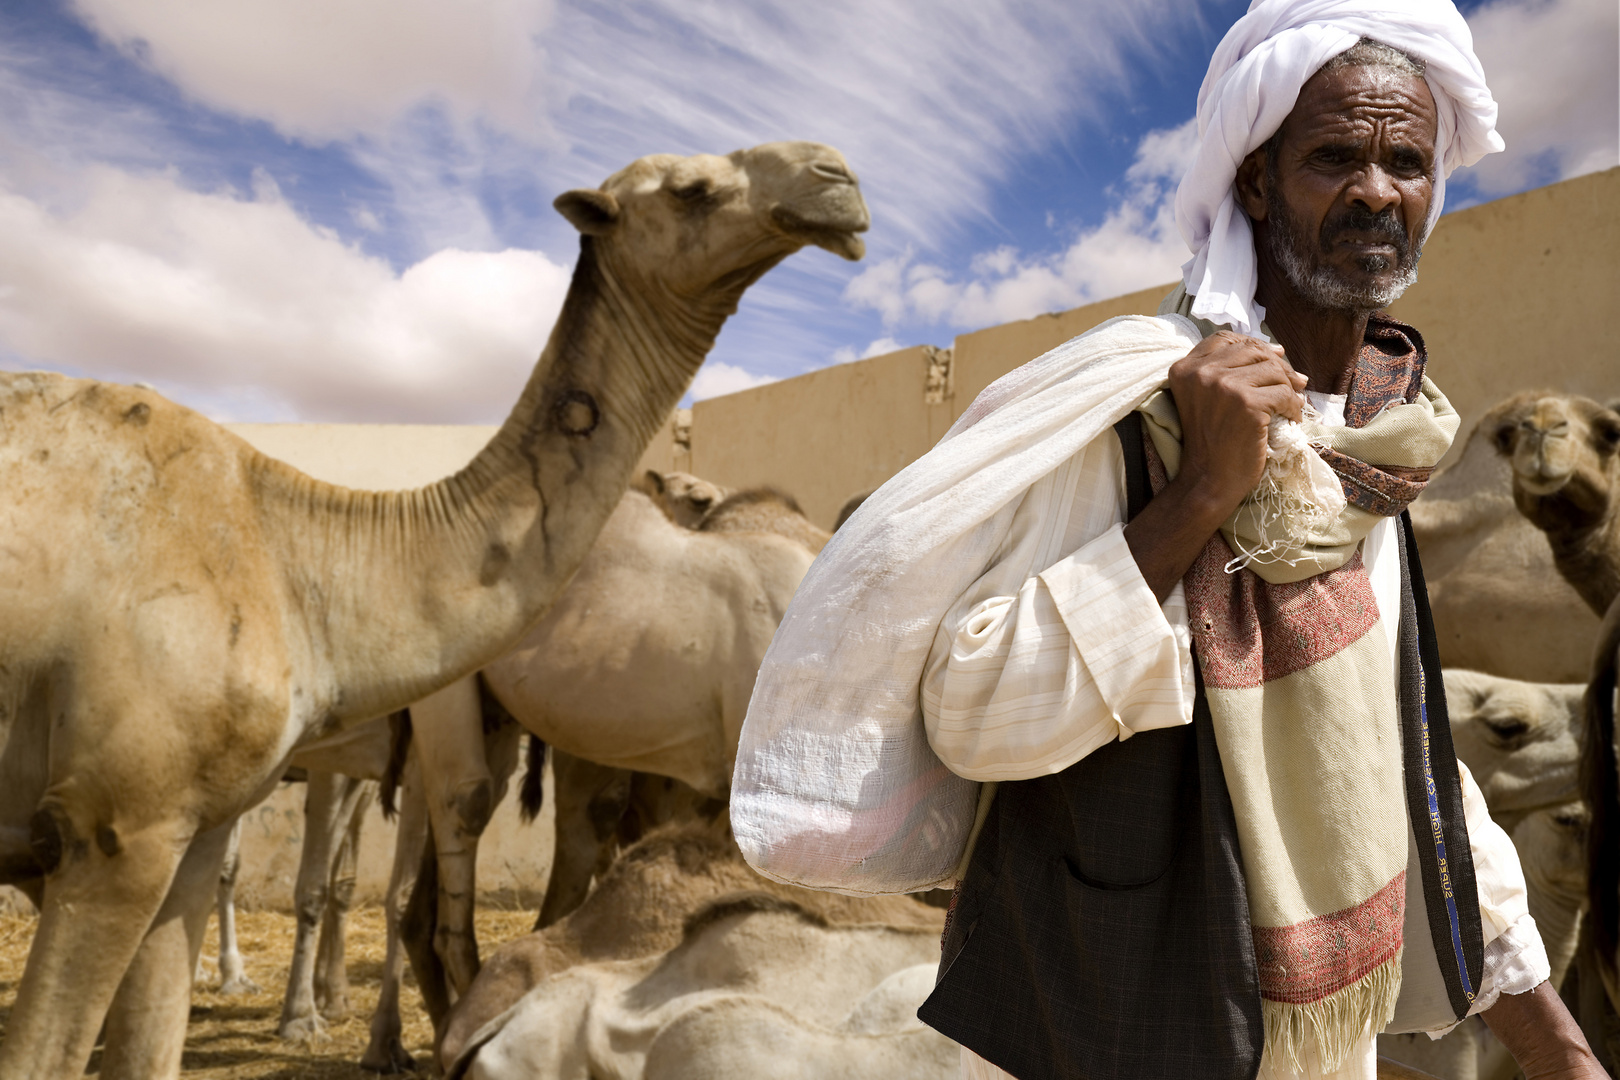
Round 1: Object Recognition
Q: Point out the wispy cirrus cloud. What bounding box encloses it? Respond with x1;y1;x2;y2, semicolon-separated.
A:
843;119;1196;333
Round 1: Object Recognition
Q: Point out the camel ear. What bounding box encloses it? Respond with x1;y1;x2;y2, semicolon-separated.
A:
644;469;667;495
555;189;620;235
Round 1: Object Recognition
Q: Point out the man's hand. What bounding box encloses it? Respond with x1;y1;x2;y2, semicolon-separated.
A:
1482;981;1610;1079
1124;331;1307;601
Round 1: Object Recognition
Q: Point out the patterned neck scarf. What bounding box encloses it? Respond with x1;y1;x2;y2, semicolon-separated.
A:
1140;315;1459;1069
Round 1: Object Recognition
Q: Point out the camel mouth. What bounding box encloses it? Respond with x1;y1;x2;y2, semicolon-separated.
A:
769;205;869;261
1515;471;1574;497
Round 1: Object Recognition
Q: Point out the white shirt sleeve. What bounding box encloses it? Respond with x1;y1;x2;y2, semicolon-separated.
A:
1457;759;1553;1017
920;435;1195;782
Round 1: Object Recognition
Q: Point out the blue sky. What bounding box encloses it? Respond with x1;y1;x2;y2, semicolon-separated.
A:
0;0;1613;423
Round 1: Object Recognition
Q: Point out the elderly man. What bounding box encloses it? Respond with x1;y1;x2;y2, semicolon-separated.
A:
733;2;1605;1079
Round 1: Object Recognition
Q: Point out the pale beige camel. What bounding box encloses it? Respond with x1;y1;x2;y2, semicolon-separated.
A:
1489;391;1620;617
0;141;867;1080
697;486;833;553
1410;404;1601;683
445;894;946;1080
400;482;824;1042
638;469;731;527
1379;668;1587;1080
639;965;960;1080
438;819;941;1069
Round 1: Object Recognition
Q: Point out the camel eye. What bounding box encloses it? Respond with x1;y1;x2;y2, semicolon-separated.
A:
1491;423;1516;453
1482;715;1530;743
1596;415;1620;449
671;181;712;203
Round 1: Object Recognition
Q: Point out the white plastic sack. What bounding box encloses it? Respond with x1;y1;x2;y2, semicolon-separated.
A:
731;315;1204;895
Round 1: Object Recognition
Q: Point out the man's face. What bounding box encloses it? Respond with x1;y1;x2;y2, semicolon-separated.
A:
1241;63;1439;312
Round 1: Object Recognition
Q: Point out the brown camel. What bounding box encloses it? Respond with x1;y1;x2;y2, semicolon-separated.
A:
1489;391;1620;617
1409;402;1602;683
0;141;867;1080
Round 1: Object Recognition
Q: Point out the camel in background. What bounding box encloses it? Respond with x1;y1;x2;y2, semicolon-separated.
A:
1410;402;1603;682
0;141;867;1080
392;482;824;1047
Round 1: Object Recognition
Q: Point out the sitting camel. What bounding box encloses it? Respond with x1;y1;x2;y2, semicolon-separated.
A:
639;964;958;1080
1379;668;1587;1080
1410;401;1602;682
444;893;949;1080
390;481;825;1048
1487;391;1620;618
0;140;867;1080
437;818;943;1072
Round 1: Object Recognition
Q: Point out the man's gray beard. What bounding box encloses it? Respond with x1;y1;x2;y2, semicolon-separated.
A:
1264;188;1423;313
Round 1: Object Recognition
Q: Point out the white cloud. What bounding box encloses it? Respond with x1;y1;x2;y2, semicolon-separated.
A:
845;119;1195;331
831;336;905;365
539;0;1192;249
1461;0;1619;194
68;0;556;142
0;166;570;422
689;360;778;401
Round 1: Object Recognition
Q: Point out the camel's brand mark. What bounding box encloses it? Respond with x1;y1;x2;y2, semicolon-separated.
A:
553;389;602;438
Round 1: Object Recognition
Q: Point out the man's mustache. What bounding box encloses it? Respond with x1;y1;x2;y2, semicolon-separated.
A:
1318;207;1410;256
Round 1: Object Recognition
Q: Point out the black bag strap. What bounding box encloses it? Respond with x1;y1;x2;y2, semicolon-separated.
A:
1113;411;1151;523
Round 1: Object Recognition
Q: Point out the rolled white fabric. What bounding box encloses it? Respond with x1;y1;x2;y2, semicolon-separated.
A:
1175;0;1505;336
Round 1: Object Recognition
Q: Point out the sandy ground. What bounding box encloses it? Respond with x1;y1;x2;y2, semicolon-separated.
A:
0;905;535;1078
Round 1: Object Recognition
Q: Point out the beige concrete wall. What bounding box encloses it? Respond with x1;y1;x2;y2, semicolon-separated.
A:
689;346;957;528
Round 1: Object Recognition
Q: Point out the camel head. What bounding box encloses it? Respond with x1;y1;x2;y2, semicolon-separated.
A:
1488;391;1620;511
1445;668;1582;831
640;469;730;528
553;142;869;305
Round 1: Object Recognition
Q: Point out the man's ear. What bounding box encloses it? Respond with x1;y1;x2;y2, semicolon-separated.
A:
555;189;621;236
1235;148;1269;223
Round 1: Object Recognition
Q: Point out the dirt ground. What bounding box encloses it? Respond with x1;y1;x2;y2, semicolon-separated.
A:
0;905;535;1078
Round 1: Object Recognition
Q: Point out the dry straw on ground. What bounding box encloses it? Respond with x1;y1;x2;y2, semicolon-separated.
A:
0;905;535;1078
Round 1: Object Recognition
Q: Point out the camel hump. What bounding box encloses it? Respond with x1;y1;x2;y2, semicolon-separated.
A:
699;486;831;554
679;891;831;942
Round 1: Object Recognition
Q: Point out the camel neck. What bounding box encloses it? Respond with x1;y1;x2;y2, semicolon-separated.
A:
268;239;735;728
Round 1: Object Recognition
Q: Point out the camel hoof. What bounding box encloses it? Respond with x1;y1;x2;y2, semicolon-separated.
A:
318;994;352;1021
359;1038;417;1073
219;975;262;996
278;1013;330;1043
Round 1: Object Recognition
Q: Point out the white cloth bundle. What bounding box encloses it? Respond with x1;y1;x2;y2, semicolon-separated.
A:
1176;0;1504;336
731;315;1203;895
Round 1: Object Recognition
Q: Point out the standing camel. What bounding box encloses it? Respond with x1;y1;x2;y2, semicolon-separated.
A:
1487;390;1620;618
1410;401;1604;682
393;483;825;1048
0;140;867;1080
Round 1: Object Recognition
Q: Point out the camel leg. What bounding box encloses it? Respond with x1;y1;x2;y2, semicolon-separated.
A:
537;750;632;930
98;820;237;1080
315;779;373;1020
213;817;260;994
362;753;426;1073
0;805;194;1080
412;678;507;999
278;770;367;1041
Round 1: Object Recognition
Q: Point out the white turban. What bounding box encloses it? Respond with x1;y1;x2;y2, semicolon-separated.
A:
1175;0;1505;335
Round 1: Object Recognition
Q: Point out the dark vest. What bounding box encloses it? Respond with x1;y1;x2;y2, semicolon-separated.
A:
917;414;1483;1080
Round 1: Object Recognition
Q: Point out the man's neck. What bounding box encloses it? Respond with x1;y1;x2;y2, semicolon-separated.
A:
1254;263;1368;396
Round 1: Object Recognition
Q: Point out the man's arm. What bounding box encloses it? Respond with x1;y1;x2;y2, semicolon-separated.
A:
1482;982;1608;1079
1124;330;1306;600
